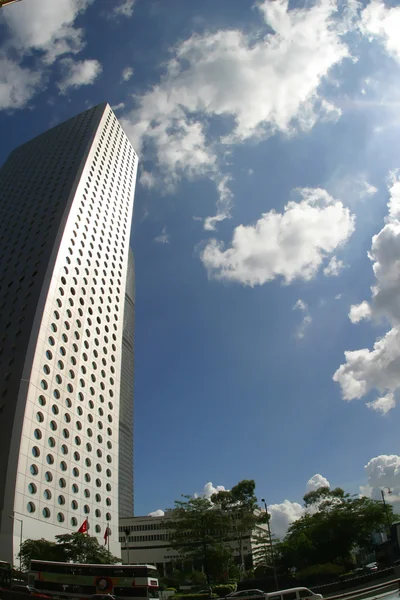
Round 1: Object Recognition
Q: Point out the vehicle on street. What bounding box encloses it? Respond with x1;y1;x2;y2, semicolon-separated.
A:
265;588;323;600
11;585;37;594
226;591;264;598
366;562;378;571
29;561;159;600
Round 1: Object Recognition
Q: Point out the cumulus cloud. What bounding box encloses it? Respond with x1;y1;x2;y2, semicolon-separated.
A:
306;473;330;492
0;55;42;110
112;102;125;112
0;0;93;110
192;482;226;499
140;171;156;189
363;455;400;500
367;393;395;415
201;188;355;286
113;0;135;18
121;0;350;227
324;256;345;276
1;0;92;63
269;500;305;539
148;509;165;517
349;301;372;323
121;66;134;82
334;174;400;412
154;226;170;244
58;58;102;93
361;1;400;63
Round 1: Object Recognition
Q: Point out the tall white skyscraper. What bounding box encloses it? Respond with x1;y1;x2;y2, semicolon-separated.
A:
0;103;137;561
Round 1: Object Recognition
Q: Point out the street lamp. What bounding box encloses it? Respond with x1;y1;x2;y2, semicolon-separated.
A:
9;514;23;573
260;499;278;591
381;488;392;533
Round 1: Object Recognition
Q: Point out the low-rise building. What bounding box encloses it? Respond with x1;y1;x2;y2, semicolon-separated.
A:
119;510;269;576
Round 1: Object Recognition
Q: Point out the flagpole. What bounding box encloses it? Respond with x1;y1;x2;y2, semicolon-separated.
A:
108;524;110;553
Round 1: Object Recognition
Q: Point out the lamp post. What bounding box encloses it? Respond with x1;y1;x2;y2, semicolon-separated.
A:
381;488;392;533
261;499;278;591
9;514;23;574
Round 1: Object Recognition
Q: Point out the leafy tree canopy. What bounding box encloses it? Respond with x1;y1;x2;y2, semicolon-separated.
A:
19;533;119;571
279;487;395;570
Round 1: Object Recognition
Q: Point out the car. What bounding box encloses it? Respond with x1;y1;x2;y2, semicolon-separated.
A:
365;562;378;572
226;591;265;598
11;586;37;594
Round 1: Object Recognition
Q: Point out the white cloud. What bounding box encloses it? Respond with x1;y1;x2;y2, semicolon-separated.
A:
363;455;400;499
148;509;165;517
293;299;312;339
349;300;372;323
113;0;135;18
121;0;350;226
200;482;226;499
334;174;400;412
294;299;307;312
335;294;342;300
324;256;345;276
0;55;42;110
269;500;304;539
306;473;330;492
140;171;156;189
367;393;395;415
121;66;134;82
112;102;125;112
154;226;170;244
361;1;400;63
58;58;102;93
362;182;378;197
201;188;355;286
1;0;93;63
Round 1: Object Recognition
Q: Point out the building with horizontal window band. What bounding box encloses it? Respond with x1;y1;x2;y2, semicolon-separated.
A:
119;511;270;576
0;103;137;561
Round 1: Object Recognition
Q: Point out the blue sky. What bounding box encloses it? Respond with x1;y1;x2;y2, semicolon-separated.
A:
3;0;400;537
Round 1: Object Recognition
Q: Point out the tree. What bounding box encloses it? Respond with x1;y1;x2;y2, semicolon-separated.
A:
19;533;119;571
279;487;396;570
167;495;232;584
19;539;62;571
211;480;260;576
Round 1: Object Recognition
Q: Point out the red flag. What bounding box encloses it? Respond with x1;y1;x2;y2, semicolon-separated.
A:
78;519;88;534
104;527;110;545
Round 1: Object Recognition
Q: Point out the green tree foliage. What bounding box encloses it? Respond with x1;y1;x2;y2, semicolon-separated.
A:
211;480;260;574
167;495;232;584
279;487;395;570
19;533;119;571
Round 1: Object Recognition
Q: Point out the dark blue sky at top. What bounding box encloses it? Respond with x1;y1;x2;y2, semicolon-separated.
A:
1;0;400;517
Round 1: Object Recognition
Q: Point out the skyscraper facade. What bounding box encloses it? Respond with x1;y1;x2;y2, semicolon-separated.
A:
119;249;135;518
0;103;137;561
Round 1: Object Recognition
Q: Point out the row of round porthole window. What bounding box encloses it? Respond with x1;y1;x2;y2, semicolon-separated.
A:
31;446;112;464
26;503;111;520
40;379;115;398
38;394;114;412
33;430;112;453
44;351;117;378
30;463;112;479
28;482;112;500
35;407;113;425
30;470;112;491
35;412;113;437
